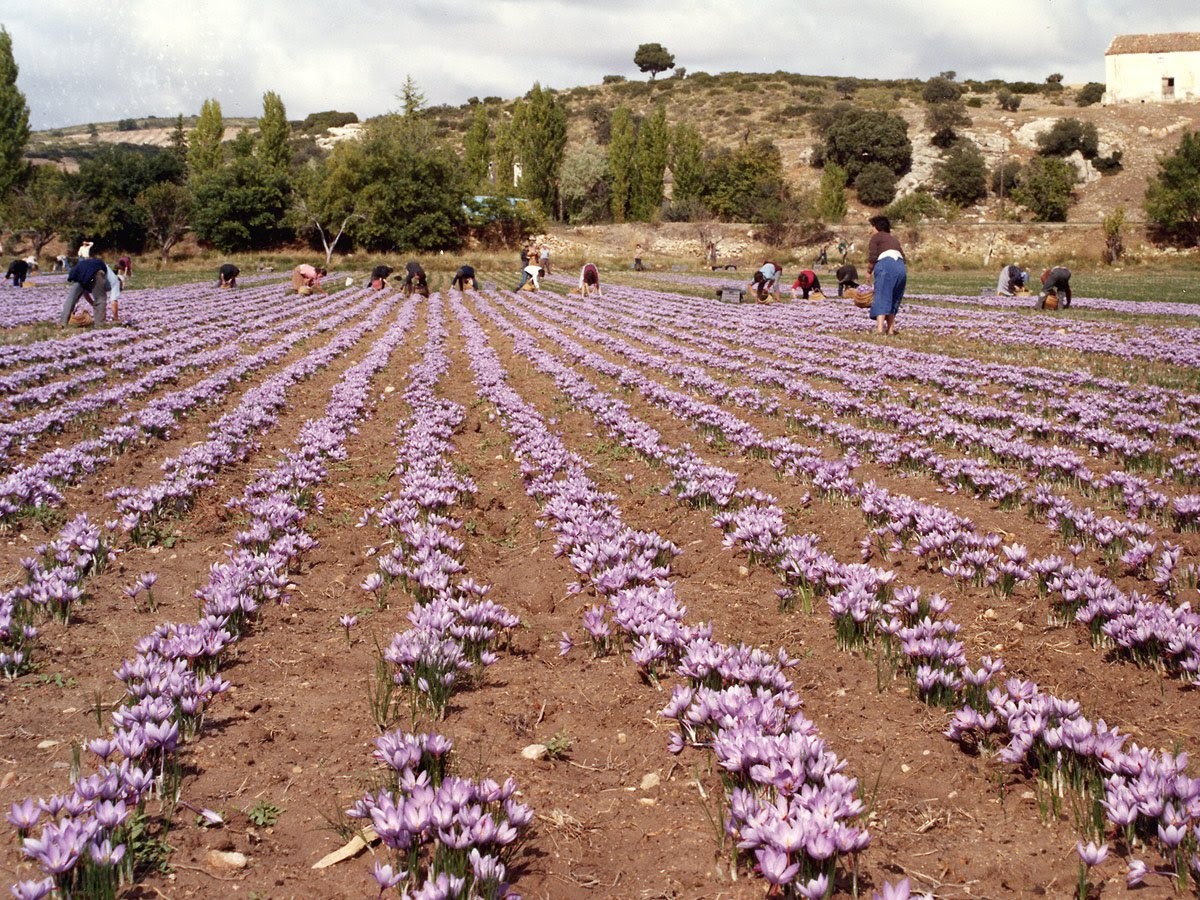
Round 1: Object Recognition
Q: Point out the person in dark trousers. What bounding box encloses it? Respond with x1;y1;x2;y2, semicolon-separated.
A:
1038;266;1072;309
402;262;428;296
218;263;240;288
633;243;645;271
835;264;859;297
866;215;906;335
451;265;477;291
61;256;110;328
790;268;823;300
5;259;30;288
814;243;829;266
369;264;394;290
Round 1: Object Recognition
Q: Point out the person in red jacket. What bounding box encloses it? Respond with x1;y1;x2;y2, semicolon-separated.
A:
790;269;823;300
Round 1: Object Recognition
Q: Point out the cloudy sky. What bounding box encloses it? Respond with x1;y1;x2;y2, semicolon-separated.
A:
5;0;1199;130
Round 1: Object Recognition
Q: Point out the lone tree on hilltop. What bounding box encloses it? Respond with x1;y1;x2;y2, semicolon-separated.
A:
634;43;675;79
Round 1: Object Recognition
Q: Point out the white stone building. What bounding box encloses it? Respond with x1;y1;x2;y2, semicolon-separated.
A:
1104;33;1200;104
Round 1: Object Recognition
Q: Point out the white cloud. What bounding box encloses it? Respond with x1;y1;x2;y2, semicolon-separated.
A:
7;0;1200;129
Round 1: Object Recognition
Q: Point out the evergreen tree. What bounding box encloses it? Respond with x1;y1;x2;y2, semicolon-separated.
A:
1145;131;1200;245
633;105;669;219
934;141;987;206
669;123;705;203
0;26;31;201
464;105;491;189
257;90;291;174
169;114;188;164
517;84;567;218
187;98;225;179
400;75;426;119
493;116;517;191
817;162;848;223
608;106;637;222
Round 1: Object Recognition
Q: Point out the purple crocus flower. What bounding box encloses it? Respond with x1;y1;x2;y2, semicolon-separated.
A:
1077;840;1108;867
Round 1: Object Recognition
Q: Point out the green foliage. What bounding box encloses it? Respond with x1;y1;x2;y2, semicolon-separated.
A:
633;42;675;79
922;76;962;104
299;110;359;132
669;122;705;203
309;115;469;252
701;139;789;221
517;83;567;219
1145;131;1200;245
545;730;572;760
136;182;192;260
187;98;225;179
116;118;139;132
816;161;848;223
602;74;627;85
934;141;987;206
991;158;1022;197
77;145;186;251
0;26;31;201
558;140;609;223
854;162;898;207
608;106;637;222
190;154;292;251
463;105;491;189
1037;117;1099;159
1102;205;1126;263
817;104;912;179
633;105;669;219
1014;156;1077;221
6;167;82;257
244;801;282;828
257;91;291;174
1076;82;1105;106
926;101;970;148
883;189;945;224
399;75;426;119
996;89;1022;111
834;77;859;97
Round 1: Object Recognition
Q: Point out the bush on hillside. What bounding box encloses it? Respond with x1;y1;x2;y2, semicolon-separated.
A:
1037;117;1099;159
854;163;898;207
883;189;944;224
1076;82;1105;106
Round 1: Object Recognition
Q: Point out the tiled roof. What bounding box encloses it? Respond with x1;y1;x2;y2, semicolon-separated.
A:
1107;33;1200;55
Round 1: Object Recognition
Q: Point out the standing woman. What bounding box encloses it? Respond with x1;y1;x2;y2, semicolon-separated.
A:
866;215;906;335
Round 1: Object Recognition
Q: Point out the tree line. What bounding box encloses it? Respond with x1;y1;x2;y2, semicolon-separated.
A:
1;27;1199;260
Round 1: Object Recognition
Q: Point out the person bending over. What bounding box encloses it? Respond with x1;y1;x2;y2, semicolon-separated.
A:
218;263;240;288
402;262;428;296
1038;266;1072;309
790;268;822;300
579;263;602;297
451;265;477;291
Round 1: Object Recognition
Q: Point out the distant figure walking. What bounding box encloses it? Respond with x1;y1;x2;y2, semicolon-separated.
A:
539;244;551;275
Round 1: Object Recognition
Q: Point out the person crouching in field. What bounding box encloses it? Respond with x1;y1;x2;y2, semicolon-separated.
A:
451;265;477;291
218;263;240;288
60;256;110;328
579;262;602;297
835;264;858;297
790;268;822;300
1038;266;1072;309
402;262;428;296
292;264;327;296
369;264;393;290
866;215;906;335
749;260;782;303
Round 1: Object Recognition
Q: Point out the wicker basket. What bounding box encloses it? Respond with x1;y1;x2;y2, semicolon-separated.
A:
1042;289;1059;310
852;285;874;309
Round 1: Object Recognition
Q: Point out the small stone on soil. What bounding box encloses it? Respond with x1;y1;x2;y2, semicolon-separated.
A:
521;743;548;760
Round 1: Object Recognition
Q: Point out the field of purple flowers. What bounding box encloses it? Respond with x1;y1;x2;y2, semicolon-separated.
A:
0;273;1198;899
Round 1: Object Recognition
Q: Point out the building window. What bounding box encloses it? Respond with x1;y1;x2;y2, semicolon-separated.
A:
1163;76;1175;98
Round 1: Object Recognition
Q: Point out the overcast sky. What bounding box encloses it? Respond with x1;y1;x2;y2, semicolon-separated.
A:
5;0;1200;130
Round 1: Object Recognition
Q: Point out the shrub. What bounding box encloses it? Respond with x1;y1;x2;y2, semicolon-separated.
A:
1076;82;1105;106
1013;156;1077;221
602;74;627;85
926;101;970;148
1093;151;1123;174
299;110;359;132
922;77;962;104
1037;117;1100;159
1145;131;1200;245
834;77;859;97
117;118;140;132
965;96;982;108
934;141;987;206
884;190;944;224
991;159;1022;196
996;89;1022;112
854;163;898;206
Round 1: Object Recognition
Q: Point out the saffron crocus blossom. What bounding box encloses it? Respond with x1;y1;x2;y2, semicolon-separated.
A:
1078;839;1109;867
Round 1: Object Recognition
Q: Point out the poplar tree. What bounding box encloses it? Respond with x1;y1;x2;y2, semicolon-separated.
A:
669;123;705;203
257;90;291;173
633;105;669;219
607;106;637;222
463;105;491;189
0;26;31;201
187;98;225;179
517;84;567;217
